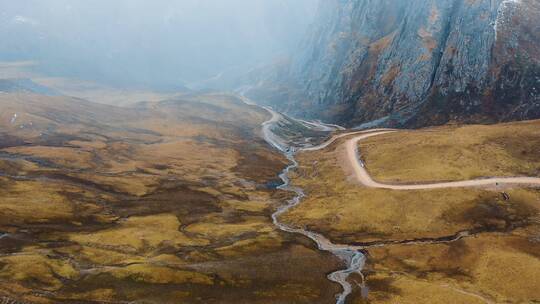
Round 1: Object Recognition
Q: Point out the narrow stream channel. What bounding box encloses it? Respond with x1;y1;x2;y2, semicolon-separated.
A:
257;104;368;304
273;152;367;304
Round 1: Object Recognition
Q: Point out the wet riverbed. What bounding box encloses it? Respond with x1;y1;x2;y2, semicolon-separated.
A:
256;104;368;303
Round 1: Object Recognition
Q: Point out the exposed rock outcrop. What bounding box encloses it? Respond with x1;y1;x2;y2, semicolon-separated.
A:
249;0;540;128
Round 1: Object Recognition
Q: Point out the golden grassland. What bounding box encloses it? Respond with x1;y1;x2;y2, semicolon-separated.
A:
357;230;540;304
283;120;540;303
359;120;540;183
0;93;340;303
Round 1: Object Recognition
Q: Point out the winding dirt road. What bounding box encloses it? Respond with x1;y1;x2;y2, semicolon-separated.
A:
343;131;540;190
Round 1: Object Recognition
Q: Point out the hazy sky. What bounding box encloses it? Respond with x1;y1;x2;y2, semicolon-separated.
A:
0;0;318;90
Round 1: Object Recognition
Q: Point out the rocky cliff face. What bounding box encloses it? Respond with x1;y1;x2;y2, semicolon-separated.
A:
255;0;540;128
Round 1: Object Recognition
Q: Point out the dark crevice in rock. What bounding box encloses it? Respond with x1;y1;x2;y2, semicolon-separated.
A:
428;0;462;92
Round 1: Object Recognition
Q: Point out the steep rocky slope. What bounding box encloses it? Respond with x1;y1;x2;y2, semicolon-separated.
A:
251;0;540;128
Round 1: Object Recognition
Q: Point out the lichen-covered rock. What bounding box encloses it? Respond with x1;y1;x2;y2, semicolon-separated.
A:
259;0;540;128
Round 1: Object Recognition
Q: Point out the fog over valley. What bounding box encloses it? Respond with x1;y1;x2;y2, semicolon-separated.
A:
0;0;317;90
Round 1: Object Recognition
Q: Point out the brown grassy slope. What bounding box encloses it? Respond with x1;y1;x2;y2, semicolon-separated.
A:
354;231;540;304
283;122;540;244
0;93;340;304
282;120;540;303
359;121;540;183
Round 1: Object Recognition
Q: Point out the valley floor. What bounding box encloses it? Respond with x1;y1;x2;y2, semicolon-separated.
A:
1;90;539;304
0;93;340;303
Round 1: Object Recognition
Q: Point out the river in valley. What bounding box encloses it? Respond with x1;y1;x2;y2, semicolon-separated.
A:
253;101;368;304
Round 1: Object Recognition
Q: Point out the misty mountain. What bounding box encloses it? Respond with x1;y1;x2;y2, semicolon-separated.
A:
246;0;540;128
